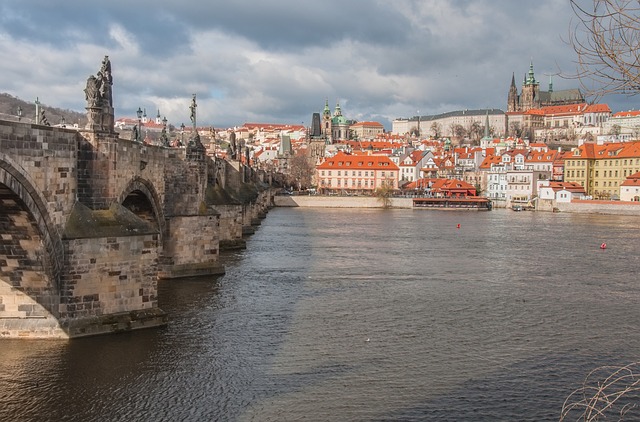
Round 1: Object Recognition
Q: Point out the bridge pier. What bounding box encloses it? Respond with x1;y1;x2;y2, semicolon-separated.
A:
158;214;225;279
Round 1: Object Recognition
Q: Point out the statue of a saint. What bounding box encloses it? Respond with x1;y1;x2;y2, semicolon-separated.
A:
84;75;100;107
189;94;197;124
160;126;169;147
40;109;50;126
131;125;139;142
229;132;237;159
98;56;113;106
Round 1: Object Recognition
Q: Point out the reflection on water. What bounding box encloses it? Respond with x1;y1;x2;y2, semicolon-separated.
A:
1;208;639;421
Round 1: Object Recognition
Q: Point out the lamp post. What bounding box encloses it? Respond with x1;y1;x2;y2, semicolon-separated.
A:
136;107;143;142
417;110;420;139
17;106;22;122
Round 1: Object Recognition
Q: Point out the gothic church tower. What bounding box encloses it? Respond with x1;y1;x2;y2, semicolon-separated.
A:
519;62;540;111
507;73;519;112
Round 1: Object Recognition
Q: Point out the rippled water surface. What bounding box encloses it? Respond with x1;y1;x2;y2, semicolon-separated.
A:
1;208;640;421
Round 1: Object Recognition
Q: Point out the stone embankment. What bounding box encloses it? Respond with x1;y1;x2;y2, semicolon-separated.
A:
275;195;640;215
274;195;413;208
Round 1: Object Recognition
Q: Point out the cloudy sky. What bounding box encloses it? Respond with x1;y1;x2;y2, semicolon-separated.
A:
1;0;637;130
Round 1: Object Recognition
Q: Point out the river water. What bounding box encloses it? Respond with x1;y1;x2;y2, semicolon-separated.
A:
1;208;640;421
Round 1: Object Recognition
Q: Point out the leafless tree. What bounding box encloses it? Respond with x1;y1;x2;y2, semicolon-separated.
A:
288;150;315;190
430;122;441;138
468;121;483;144
509;121;523;138
569;0;640;100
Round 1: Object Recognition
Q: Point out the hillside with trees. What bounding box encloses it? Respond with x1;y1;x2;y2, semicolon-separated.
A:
0;93;86;127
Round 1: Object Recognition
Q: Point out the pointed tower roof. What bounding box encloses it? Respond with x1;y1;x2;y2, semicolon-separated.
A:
525;61;538;85
323;98;331;117
334;101;342;117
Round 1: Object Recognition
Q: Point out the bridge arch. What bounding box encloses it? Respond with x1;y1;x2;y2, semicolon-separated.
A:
0;156;63;322
117;177;166;242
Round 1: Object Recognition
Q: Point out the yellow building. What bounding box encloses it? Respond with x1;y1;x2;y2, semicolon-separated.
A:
564;142;640;199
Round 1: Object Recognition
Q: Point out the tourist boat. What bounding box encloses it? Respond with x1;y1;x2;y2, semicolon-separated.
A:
413;196;492;210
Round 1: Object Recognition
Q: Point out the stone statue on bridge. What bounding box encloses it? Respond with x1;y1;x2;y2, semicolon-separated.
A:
186;94;205;151
131;124;139;142
85;55;115;132
229;131;237;160
40;109;50;126
84;75;100;108
189;94;197;127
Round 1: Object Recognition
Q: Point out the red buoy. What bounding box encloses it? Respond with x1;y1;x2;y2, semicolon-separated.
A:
600;242;607;249
457;224;461;229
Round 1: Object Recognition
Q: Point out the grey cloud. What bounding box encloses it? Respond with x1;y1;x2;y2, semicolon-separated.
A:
0;0;636;130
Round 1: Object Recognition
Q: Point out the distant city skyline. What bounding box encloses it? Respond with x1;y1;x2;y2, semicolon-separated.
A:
1;1;639;130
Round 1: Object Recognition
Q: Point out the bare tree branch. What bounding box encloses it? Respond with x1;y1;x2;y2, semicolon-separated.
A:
560;361;640;421
568;0;640;101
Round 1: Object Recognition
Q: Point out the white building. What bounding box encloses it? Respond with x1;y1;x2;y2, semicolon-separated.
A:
392;109;507;138
620;171;640;202
539;181;587;203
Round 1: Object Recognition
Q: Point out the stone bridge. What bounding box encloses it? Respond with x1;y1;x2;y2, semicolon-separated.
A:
0;58;275;339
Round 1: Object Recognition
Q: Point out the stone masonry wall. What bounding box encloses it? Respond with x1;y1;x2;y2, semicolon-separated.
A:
60;233;159;322
0;121;78;232
216;205;243;242
159;214;224;278
78;131;182;211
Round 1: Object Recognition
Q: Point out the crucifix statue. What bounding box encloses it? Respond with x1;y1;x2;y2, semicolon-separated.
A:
189;94;197;130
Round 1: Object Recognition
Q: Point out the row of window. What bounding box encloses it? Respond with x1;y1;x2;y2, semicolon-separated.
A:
331;161;392;167
570;159;640;167
594;181;618;187
320;170;396;177
568;168;640;178
320;179;395;188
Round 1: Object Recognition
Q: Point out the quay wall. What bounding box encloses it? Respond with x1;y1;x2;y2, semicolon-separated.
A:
276;195;640;216
274;196;413;208
539;199;640;215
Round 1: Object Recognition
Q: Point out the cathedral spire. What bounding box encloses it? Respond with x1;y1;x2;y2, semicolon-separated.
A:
526;61;538;85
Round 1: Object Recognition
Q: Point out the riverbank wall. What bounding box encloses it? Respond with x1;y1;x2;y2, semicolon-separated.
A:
274;196;413;208
275;195;640;215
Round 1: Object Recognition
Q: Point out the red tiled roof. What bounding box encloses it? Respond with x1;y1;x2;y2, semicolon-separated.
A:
316;151;399;170
479;155;502;169
612;110;640;118
350;121;384;127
